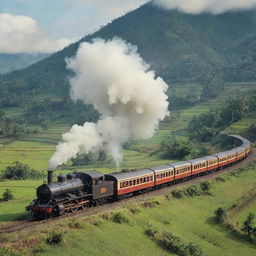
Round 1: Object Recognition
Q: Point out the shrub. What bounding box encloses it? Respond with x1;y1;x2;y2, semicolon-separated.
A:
67;220;85;229
171;189;184;198
128;205;141;214
146;227;203;256
242;212;256;239
145;226;158;238
112;212;130;224
45;231;64;245
214;207;228;223
200;181;212;194
186;185;201;197
141;199;161;208
2;189;14;201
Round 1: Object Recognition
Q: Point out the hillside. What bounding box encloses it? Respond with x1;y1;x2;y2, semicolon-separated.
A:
0;53;49;75
0;2;256;101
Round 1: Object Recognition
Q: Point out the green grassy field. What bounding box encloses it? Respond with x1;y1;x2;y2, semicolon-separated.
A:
2;162;256;256
0;81;256;255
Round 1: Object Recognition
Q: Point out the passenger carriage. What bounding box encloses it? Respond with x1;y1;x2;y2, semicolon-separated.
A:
189;158;208;176
150;164;175;186
170;161;192;181
105;169;154;197
204;155;218;172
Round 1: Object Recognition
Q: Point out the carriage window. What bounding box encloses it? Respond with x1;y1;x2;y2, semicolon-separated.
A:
144;177;146;182
137;179;140;184
147;177;149;182
140;178;143;183
126;181;129;186
150;176;153;181
129;180;132;186
157;174;160;179
171;171;173;175
133;180;136;185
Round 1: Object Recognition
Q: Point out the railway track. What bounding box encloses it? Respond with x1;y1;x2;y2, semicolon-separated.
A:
0;148;255;234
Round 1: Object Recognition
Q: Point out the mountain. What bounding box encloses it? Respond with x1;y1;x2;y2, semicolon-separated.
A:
0;2;255;119
0;53;49;75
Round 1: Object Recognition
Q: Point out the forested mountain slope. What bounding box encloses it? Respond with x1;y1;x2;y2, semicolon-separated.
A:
0;2;255;118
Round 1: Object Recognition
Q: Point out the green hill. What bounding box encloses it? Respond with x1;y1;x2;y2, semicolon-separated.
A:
0;53;49;75
0;2;255;126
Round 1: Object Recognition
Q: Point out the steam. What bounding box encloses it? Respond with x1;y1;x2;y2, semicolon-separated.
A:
49;38;169;170
153;0;256;14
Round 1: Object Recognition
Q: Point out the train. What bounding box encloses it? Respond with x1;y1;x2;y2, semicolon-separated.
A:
26;134;251;219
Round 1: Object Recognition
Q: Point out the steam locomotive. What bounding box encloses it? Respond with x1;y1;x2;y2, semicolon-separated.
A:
26;134;251;219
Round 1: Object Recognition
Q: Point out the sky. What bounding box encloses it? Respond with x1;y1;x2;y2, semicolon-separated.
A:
0;0;148;53
1;0;256;54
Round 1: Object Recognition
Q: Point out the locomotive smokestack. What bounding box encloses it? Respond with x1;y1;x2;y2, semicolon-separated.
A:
48;169;53;184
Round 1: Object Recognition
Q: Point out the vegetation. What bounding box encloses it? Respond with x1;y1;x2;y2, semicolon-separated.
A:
1;189;14;201
0;162;44;180
214;207;228;224
242;213;256;240
45;231;64;245
146;226;203;256
188;95;256;141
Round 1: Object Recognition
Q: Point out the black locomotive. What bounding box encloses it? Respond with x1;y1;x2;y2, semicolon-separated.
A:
28;171;114;219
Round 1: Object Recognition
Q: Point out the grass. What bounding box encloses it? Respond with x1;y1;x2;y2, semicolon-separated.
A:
0;180;41;224
3;162;256;256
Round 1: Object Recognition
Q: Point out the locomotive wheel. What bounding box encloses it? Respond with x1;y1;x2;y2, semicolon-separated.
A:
70;207;78;213
82;203;89;209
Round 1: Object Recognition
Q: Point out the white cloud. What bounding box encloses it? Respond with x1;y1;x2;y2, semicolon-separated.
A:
0;13;74;54
154;0;256;14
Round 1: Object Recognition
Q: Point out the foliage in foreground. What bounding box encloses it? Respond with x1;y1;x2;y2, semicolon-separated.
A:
45;231;64;245
146;226;203;256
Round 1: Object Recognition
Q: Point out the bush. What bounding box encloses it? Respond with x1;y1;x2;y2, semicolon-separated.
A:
146;227;203;256
67;220;85;229
200;181;212;194
45;231;64;245
141;199;161;208
186;185;201;197
214;207;228;223
128;205;141;214
171;189;184;198
242;213;256;239
112;212;130;224
1;162;44;180
2;189;14;201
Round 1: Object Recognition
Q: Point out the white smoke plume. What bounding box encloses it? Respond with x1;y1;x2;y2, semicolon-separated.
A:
153;0;256;14
49;38;169;170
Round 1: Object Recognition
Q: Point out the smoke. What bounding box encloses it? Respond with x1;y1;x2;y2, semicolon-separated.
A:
48;38;169;170
153;0;256;14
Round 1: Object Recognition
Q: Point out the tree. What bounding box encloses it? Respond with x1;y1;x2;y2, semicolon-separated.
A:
160;136;194;160
2;189;14;201
242;213;256;238
214;207;228;223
